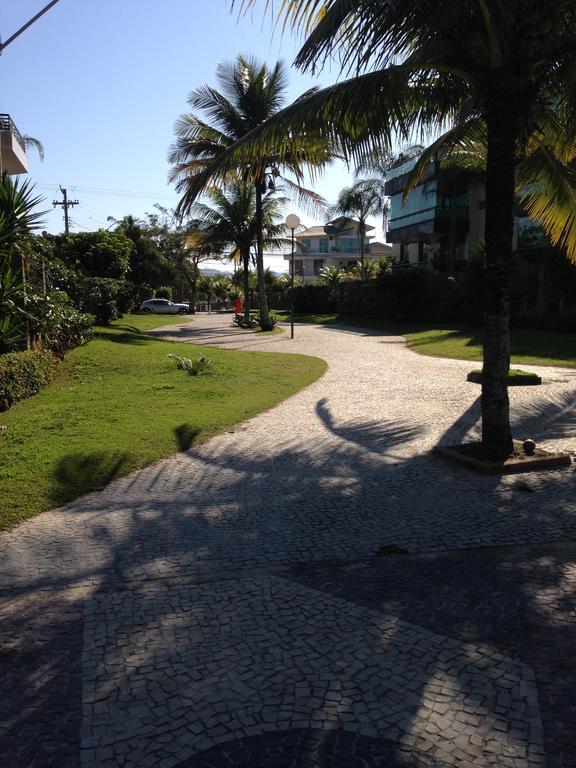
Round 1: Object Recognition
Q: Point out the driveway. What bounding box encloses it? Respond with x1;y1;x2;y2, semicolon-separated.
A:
1;314;575;768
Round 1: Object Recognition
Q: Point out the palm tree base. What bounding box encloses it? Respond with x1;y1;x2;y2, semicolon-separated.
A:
433;441;572;475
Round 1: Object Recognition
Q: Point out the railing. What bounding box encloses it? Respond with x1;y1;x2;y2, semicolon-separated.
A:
0;114;25;152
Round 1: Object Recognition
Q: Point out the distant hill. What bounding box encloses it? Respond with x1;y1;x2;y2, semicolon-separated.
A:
199;268;233;276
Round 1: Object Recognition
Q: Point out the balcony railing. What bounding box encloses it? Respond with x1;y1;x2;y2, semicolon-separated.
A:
0;114;26;152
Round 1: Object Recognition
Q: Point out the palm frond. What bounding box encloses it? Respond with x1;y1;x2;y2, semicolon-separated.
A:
517;146;576;263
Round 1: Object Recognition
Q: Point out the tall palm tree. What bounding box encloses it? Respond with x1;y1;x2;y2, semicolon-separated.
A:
188;181;287;323
331;179;386;281
168;54;331;330
232;0;576;460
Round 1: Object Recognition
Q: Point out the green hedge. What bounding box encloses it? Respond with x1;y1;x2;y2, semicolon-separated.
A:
0;350;57;412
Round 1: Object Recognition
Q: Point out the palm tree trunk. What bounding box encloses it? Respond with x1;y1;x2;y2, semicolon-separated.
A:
255;181;272;330
242;248;251;323
481;77;526;460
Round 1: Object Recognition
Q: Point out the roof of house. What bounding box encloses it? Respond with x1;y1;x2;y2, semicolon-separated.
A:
371;240;393;251
295;217;376;239
295;226;327;238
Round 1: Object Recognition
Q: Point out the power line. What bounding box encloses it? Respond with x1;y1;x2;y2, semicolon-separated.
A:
36;183;179;200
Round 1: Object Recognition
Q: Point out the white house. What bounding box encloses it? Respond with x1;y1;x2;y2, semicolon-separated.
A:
285;217;392;280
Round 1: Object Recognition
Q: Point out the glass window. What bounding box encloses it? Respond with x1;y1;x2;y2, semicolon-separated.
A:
319;238;328;253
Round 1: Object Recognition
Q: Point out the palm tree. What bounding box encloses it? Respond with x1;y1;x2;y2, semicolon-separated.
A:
188;181;287;323
168;54;331;330
331;179;386;281
232;0;576;460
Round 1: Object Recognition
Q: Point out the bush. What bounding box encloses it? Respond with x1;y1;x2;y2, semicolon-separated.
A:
154;286;173;300
292;283;332;314
27;290;93;358
69;277;133;325
0;350;56;412
168;354;212;376
232;314;258;328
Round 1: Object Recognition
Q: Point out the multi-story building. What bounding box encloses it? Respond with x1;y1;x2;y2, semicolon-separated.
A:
0;114;28;175
285;216;392;280
384;156;549;272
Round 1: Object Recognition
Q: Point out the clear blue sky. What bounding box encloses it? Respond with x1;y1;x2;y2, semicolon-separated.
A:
1;0;380;271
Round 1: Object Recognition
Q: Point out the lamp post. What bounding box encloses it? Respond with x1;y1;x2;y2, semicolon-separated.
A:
285;214;300;339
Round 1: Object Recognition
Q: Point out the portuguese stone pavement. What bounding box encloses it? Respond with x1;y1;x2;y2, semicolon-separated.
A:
1;314;575;768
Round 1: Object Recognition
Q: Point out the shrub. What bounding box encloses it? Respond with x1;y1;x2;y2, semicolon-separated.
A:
27;290;93;359
69;277;133;325
154;286;173;300
167;354;213;376
232;314;259;328
0;350;56;412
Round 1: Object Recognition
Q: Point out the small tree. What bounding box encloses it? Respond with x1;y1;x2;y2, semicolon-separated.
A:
331;180;387;281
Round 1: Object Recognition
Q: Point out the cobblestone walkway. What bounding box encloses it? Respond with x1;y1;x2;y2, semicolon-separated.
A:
1;314;575;767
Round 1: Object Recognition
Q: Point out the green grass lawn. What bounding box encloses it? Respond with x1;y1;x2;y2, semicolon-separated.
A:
273;312;576;368
0;314;325;530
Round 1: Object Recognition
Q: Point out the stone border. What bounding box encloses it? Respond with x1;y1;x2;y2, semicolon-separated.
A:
434;444;572;475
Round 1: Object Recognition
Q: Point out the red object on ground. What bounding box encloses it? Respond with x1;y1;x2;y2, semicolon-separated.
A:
235;298;244;314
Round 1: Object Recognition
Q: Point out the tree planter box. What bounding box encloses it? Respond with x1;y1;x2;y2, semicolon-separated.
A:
467;370;542;386
434;441;572;475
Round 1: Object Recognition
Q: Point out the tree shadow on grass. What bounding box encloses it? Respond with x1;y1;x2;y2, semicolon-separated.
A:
50;451;130;507
174;423;202;452
91;329;151;345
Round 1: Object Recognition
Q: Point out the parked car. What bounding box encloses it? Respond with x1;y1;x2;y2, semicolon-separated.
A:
139;299;190;315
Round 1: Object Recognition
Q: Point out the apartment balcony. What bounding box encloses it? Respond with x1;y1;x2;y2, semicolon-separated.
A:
0;114;28;174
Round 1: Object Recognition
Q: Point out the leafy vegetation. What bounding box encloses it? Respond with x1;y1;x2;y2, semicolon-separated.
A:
0;315;326;529
0;349;56;412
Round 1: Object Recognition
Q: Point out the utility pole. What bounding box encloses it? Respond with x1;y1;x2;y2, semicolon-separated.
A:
53;186;78;235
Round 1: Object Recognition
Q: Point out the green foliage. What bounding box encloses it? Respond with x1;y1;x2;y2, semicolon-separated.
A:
292;282;332;314
112;215;176;288
69;277;133;326
26;290;93;358
0;264;25;352
154;286;173;300
0;349;56;412
0;176;46;256
168;353;213;375
53;231;134;279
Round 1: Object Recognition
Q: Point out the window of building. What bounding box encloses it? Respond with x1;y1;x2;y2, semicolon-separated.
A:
319;238;328;253
294;259;303;276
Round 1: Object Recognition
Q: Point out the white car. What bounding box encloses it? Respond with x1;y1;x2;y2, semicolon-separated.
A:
139;299;190;315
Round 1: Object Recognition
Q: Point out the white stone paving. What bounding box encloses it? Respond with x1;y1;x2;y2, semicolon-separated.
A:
2;313;575;767
1;315;575;590
80;576;544;768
